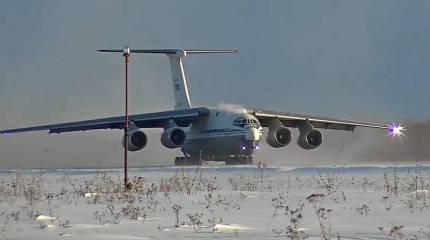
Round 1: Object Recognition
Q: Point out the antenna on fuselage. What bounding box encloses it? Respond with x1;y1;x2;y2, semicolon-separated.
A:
98;48;238;110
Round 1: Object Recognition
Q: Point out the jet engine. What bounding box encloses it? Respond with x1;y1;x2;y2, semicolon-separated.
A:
122;130;148;152
161;127;186;149
297;129;323;150
266;127;292;148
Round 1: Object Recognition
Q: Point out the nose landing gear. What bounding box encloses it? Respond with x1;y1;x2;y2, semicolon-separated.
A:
225;155;253;165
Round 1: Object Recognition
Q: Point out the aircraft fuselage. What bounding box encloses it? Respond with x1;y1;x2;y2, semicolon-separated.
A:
181;109;263;158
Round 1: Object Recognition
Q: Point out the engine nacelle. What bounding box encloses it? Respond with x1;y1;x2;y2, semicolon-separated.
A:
297;129;323;150
122;130;147;152
161;127;186;149
266;127;292;148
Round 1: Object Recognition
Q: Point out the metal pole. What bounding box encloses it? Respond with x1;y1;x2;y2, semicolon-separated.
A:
123;49;130;189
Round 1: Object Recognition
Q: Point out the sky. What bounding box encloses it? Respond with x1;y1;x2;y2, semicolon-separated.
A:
0;0;429;169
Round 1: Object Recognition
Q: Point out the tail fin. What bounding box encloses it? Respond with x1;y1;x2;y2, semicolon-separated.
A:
99;48;238;109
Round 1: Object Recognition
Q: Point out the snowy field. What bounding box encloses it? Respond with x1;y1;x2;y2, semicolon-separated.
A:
0;164;430;240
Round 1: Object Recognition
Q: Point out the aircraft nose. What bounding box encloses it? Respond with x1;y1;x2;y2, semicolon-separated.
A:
245;127;261;141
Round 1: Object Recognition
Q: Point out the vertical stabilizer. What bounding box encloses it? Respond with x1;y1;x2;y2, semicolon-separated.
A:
168;52;192;109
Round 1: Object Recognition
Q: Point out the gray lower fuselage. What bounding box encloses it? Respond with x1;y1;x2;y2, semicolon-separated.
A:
181;109;263;157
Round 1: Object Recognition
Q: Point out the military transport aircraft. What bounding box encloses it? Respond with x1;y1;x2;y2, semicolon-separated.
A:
0;49;402;165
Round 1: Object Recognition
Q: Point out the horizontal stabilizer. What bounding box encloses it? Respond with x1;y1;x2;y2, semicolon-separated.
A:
98;48;238;56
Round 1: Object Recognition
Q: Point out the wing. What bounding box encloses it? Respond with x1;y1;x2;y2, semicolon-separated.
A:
247;108;388;131
0;107;209;134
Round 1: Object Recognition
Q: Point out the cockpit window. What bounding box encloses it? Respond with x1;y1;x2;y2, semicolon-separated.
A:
233;117;261;128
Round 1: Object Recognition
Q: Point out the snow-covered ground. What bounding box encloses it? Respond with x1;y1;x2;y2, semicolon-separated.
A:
0;164;430;239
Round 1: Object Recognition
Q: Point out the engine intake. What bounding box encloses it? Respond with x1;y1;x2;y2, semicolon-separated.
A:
161;128;186;149
266;127;292;148
297;129;323;150
123;130;147;152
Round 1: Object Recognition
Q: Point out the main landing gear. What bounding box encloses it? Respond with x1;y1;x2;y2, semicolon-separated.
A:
174;156;200;166
174;155;253;166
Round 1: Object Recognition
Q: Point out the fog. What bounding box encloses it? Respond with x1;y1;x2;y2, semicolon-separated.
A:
356;120;430;163
256;120;430;166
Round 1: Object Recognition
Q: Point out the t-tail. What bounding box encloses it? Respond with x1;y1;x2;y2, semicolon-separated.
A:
98;48;238;109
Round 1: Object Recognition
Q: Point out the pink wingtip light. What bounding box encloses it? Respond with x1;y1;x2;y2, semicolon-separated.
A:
388;123;405;137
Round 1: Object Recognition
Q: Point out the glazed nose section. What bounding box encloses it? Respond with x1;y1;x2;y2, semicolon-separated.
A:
245;127;261;141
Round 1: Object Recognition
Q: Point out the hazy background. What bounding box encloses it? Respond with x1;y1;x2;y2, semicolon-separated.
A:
0;0;429;169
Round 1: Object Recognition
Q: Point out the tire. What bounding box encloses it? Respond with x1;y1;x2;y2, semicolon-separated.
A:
239;156;252;165
246;156;253;165
226;156;243;165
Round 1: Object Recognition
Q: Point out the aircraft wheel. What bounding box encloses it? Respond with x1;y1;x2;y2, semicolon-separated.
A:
244;156;253;165
188;157;200;166
238;156;253;165
175;156;200;166
225;157;238;165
